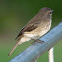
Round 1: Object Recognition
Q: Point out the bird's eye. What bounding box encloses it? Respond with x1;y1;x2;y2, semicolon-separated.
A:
50;12;52;14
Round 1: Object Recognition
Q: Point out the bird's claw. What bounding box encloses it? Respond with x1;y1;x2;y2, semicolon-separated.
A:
32;39;45;44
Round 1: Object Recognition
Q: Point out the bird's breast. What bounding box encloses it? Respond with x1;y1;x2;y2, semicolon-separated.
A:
24;21;51;40
38;21;51;37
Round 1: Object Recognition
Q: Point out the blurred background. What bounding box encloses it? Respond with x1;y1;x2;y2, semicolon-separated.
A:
0;0;62;62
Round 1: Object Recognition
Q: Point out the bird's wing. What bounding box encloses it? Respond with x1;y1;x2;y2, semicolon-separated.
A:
15;23;38;39
15;13;42;39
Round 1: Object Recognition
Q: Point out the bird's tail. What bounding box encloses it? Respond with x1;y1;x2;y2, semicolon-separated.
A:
8;40;19;56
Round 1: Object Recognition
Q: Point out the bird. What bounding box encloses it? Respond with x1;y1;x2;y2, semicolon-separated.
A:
8;7;54;56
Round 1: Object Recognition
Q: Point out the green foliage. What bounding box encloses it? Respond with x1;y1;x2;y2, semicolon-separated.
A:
0;0;62;62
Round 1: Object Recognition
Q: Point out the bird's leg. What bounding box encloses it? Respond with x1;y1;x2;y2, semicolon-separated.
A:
32;39;45;44
35;39;45;43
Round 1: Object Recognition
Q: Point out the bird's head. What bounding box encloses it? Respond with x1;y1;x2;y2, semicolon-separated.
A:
39;7;54;17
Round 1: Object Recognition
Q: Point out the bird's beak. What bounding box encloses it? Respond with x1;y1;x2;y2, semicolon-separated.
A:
52;10;54;12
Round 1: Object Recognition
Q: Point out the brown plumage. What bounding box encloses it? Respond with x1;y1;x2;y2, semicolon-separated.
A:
8;7;53;56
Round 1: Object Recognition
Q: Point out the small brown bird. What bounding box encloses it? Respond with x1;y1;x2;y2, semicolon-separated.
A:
8;7;54;56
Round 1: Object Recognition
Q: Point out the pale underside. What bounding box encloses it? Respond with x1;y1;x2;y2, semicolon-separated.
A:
19;21;51;44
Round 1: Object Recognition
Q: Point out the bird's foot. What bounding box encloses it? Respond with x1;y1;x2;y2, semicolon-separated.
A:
32;39;45;44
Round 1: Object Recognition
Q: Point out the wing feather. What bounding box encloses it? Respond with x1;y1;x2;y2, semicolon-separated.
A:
16;24;38;39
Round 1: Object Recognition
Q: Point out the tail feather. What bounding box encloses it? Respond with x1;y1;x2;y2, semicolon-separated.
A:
8;40;19;56
8;35;27;56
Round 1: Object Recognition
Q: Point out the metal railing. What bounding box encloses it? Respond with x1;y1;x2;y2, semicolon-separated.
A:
9;22;62;62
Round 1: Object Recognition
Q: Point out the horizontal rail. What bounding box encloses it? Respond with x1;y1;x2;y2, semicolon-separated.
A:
9;22;62;62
